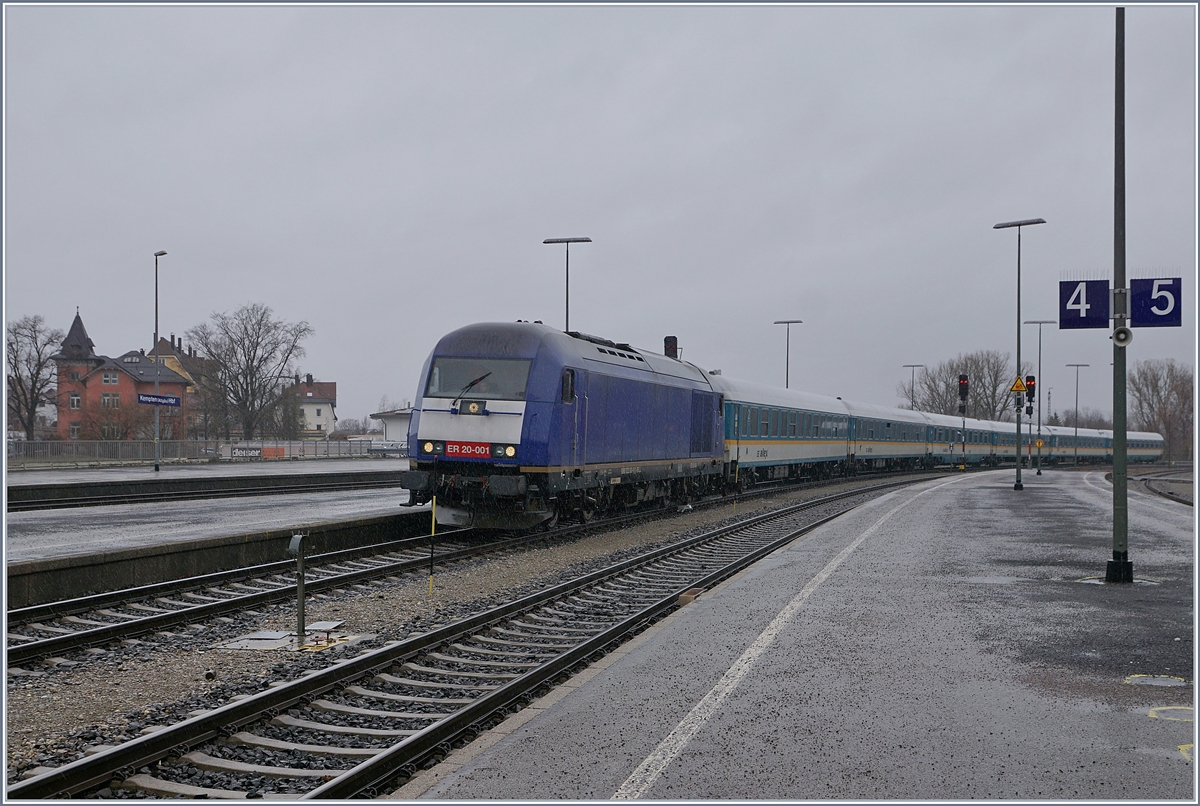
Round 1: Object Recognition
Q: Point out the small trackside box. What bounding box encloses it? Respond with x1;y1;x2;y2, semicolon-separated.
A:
398;470;432;491
488;475;527;496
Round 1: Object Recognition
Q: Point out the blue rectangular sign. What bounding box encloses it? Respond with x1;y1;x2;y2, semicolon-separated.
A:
1130;278;1182;327
138;393;180;407
1059;280;1110;329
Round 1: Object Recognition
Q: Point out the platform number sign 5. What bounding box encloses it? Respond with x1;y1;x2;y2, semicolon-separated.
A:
1059;280;1110;329
1130;278;1182;327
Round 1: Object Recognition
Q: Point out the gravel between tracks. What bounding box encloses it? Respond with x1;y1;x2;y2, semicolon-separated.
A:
4;478;906;784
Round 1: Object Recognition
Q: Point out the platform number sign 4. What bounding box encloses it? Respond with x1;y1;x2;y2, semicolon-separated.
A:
1130;278;1182;327
1059;280;1110;329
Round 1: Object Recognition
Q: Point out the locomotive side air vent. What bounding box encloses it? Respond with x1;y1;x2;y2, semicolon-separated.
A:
596;347;644;362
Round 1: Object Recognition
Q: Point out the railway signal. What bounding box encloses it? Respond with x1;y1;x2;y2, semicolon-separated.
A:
1025;375;1036;416
957;374;968;415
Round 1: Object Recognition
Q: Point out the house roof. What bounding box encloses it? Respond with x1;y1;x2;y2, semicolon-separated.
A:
370;408;414;419
292;381;336;405
54;312;97;360
91;352;190;386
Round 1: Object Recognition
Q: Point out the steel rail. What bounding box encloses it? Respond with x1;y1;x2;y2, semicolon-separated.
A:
7;478;918;799
7;532;469;625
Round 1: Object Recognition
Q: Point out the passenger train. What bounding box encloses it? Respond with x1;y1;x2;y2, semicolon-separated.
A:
398;322;1163;529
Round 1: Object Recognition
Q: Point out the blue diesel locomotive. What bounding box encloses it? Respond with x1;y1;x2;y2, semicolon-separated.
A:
398;322;1163;529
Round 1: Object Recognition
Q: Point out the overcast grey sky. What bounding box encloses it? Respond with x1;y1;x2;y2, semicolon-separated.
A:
4;3;1195;426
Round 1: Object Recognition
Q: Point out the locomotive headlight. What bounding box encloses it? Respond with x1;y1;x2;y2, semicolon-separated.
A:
423;441;434;454
491;443;518;459
505;446;516;458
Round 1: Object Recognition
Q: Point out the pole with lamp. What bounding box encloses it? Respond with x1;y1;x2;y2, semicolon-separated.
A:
153;250;167;472
773;320;803;389
1067;363;1089;467
1024;319;1055;474
903;364;925;410
993;218;1045;490
542;238;592;333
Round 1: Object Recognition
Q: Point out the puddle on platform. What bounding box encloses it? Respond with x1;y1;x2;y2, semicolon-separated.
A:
1076;576;1159;585
1126;674;1191;687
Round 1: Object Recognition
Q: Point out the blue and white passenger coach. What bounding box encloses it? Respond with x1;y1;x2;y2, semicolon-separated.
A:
400;322;725;529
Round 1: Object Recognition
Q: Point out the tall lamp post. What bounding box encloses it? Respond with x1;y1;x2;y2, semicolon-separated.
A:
773;320;803;389
153;250;167;472
994;217;1046;490
1024;319;1055;474
1066;363;1089;467
902;364;925;410
542;237;591;332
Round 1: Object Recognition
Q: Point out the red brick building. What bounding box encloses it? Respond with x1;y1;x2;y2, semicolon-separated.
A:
53;313;191;440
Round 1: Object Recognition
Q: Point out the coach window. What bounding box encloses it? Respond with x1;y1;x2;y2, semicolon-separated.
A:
750;407;760;437
741;406;750;437
561;369;575;403
768;410;778;438
760;408;770;436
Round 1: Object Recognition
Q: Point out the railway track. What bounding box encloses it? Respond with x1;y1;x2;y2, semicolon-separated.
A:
7;479;903;799
7;470;933;669
1136;467;1193;506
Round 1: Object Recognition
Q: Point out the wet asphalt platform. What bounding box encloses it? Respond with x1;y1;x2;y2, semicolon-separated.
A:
4;457;405;486
5;460;417;566
394;469;1195;800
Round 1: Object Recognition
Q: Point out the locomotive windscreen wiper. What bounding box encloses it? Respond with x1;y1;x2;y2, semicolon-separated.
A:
452;372;492;407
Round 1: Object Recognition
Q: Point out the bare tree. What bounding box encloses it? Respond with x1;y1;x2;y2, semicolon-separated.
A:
896;350;1029;420
7;315;64;440
186;304;313;441
1060;407;1114;431
1129;358;1192;461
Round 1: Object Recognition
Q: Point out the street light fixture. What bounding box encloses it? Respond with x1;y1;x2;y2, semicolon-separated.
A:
1066;363;1089;467
773;320;803;389
543;237;592;332
902;364;925;410
994;217;1046;490
1024;319;1055;474
153;250;167;472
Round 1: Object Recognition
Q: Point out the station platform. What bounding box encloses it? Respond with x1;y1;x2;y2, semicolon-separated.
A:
4;457;407;486
397;469;1195;800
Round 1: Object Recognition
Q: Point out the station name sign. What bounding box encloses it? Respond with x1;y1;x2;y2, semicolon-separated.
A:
1059;278;1182;329
137;393;181;407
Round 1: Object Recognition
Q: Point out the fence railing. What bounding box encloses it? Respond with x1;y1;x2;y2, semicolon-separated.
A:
6;439;406;468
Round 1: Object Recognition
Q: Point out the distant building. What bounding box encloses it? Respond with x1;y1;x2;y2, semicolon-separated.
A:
290;374;337;438
52;313;191;440
369;407;414;442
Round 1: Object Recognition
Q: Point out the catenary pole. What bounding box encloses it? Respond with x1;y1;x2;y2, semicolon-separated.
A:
1108;6;1132;583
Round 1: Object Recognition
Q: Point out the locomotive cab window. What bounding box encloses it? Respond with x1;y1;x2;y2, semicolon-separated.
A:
425;357;533;401
561;369;575;403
